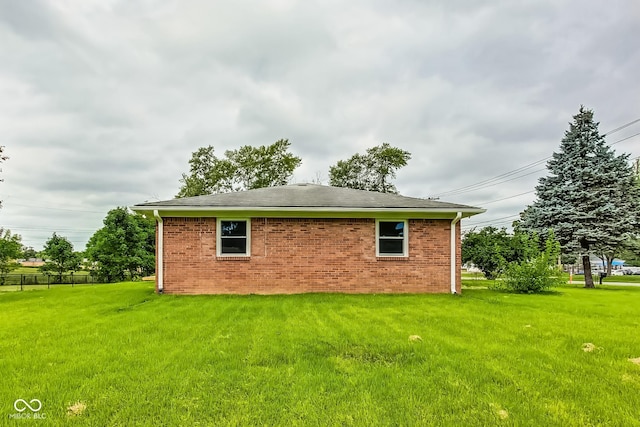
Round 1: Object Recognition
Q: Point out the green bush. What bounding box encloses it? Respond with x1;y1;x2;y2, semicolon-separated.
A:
494;233;565;293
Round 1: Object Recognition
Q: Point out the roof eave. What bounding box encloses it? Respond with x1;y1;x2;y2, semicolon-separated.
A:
130;205;486;219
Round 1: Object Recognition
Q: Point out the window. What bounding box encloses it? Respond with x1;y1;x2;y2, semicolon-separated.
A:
376;220;408;257
217;219;250;256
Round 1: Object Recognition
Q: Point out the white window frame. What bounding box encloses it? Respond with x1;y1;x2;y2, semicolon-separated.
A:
217;218;251;257
376;219;408;257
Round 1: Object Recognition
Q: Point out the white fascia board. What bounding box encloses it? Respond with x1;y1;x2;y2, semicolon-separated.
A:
130;205;486;219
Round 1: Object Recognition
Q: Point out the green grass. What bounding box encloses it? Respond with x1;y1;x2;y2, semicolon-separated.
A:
461;271;486;280
463;270;640;285
10;266;90;275
571;274;640;283
1;284;639;426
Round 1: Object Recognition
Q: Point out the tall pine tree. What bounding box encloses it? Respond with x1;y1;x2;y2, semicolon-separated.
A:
519;106;640;287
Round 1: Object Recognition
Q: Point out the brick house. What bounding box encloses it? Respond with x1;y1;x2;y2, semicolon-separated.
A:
132;184;484;295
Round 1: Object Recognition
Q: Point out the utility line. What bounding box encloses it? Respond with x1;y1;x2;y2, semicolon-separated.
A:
603;118;640;136
609;131;640;146
461;218;520;230
439;168;546;198
7;203;105;214
477;190;535;205
462;214;520;227
432;159;547;198
431;118;640;198
473;153;639;207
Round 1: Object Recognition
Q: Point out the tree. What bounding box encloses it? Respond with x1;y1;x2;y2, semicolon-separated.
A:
519;106;640;288
85;208;155;282
41;233;81;281
0;228;22;285
462;227;510;279
22;246;38;259
329;143;411;193
619;237;640;267
177;139;302;197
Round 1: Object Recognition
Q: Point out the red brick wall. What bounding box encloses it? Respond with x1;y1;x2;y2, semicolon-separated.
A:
159;217;461;294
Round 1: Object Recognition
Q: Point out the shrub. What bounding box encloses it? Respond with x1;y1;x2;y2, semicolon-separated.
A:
496;234;565;293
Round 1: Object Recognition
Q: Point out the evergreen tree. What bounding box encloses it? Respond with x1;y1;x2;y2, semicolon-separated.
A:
519;106;640;287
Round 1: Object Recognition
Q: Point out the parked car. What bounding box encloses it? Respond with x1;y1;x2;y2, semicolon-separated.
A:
611;270;624;276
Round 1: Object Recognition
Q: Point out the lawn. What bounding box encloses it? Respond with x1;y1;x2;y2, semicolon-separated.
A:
571;274;640;284
1;284;639;426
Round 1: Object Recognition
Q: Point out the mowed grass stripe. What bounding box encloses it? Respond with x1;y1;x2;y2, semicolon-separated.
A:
0;283;639;425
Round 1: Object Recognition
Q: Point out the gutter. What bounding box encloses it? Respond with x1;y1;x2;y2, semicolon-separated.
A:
131;205;485;215
450;212;462;294
154;210;164;294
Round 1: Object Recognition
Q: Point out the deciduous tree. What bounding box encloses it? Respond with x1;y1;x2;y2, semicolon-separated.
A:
22;246;38;259
41;233;81;281
462;227;509;279
329;143;411;193
85;208;155;282
0;228;22;284
177;139;301;197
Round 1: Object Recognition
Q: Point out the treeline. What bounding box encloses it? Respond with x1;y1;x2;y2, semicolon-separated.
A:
0;208;155;284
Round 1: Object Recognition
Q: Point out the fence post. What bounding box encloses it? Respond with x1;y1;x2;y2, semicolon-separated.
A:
20;276;23;291
71;272;74;287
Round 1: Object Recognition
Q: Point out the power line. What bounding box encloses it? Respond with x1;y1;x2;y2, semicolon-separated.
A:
439;168;546;198
1;225;96;233
472;149;639;207
477;190;536;205
7;203;105;214
603;118;640;136
462;214;520;228
609;131;640;146
431;117;640;198
432;159;547;198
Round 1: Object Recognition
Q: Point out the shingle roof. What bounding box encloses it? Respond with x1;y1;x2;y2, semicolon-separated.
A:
133;184;483;213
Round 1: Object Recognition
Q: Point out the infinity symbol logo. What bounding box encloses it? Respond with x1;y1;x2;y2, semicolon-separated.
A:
14;399;42;412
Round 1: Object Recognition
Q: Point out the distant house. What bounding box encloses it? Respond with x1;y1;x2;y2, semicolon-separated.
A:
19;258;45;268
132;184;484;295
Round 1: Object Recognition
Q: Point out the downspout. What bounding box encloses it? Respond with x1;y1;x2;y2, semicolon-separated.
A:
450;212;462;294
154;210;164;294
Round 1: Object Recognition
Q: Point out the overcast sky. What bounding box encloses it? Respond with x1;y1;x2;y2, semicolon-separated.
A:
1;0;639;250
